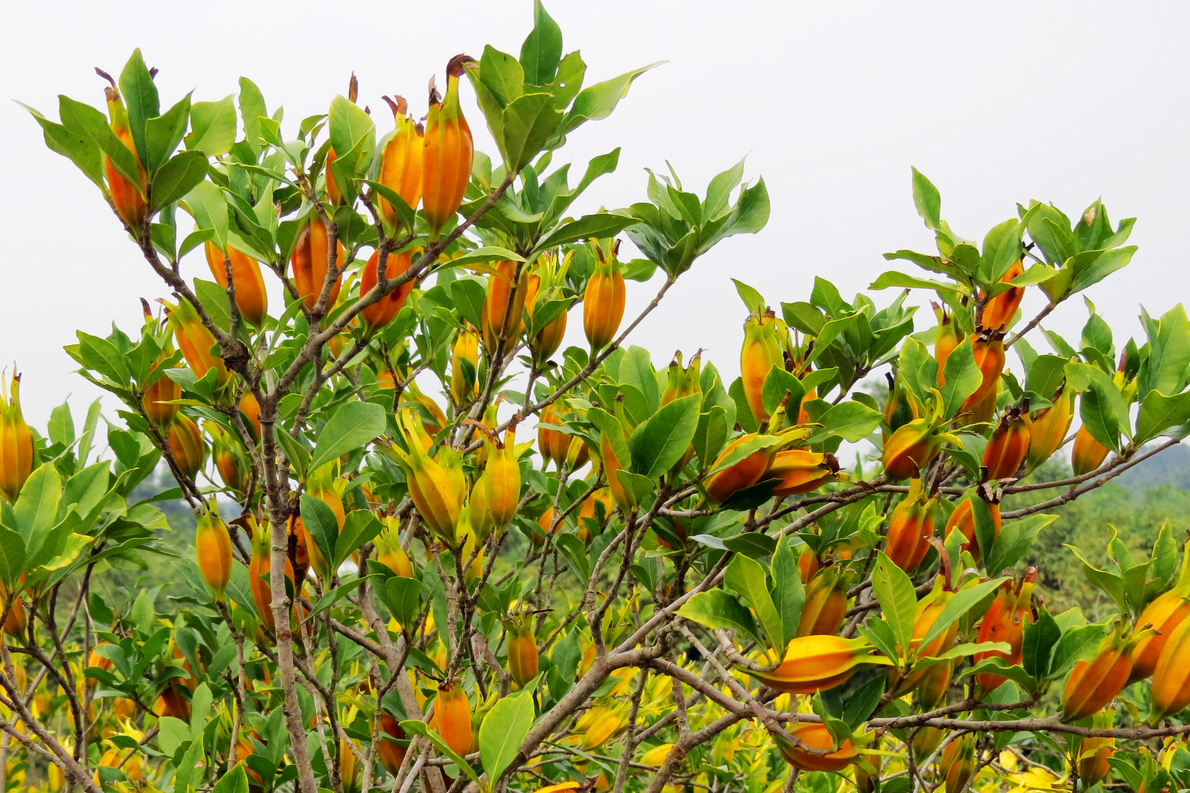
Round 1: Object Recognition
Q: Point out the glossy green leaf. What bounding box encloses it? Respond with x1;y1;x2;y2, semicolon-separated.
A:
725;554;783;655
151;152;209;211
186;96;237;156
145;93;192;175
384;576;422;627
919;576;1008;651
308;401;386;472
628;393;701;478
1136;390;1190;443
985;513;1056;574
57;96;143;195
561;62;663;134
1021;607;1060;680
819;401;883;442
119;48;160;166
334;510;382;567
520;0;563;85
23;105;105;190
479;689;536;782
534;212;638;253
400;721;481;785
676;589;762;647
911;167;941;231
771;541;804;647
299;494;338;577
939;338;981;417
871;552;915;658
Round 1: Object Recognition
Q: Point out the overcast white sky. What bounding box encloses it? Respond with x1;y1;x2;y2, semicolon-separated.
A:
3;1;1188;430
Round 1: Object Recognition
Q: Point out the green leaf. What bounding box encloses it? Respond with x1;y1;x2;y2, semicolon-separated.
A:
299;495;339;577
964;656;1038;695
705;157;747;220
911;167;941;230
555;533;591;584
14;464;63;558
1049;624;1105;679
697;178;770;254
145;93;192;175
939;338;982;417
385;576;422;627
819;401;883;442
211;763;249;793
303;575;374;625
1137;390;1190;443
186;96;237;157
676;589;762;647
552;51;586;108
119;49;160;167
725;554;783;655
194;278;232;334
733;279;766;314
587;407;631;474
615;470;654;507
151;152;209;211
985;513;1057;574
722;532;777;559
533;212;638;253
184;179;229;250
22;104;105;190
401;721;481;785
1066;362;1130;450
190;682;213;734
693;404;729;468
761;367;804;418
309;401;386;472
0;524;27;588
502;93;562;172
628;394;701;478
1069;246;1137;295
479;690;536;783
771;541;805;647
871;553;915;658
237;78;267;153
520;0;563;85
478;46;525;108
335;510;383;568
897;337;938;407
443;247;527;270
57;96;142;196
1021;607;1060;680
1141;304;1190;398
48;401;75;448
328;95;375;172
174;734;205;793
157;715;192;758
869;271;963;293
561;62;664;134
919;577;1009;651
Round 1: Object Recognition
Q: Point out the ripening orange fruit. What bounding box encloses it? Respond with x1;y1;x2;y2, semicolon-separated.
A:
359;250;415;334
983;408;1032;480
423;56;475;241
0;371;34;503
100;79;147;229
205;241;269;327
980;259;1025;332
291;217;344;312
432;681;473;757
774;723;859;772
378;95;425;235
583;242;626;351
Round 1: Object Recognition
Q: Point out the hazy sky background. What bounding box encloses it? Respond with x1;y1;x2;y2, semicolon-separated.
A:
3;1;1188;431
